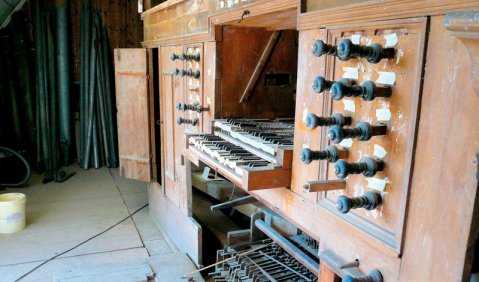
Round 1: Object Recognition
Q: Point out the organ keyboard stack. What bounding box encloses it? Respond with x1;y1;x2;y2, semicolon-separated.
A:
186;119;294;191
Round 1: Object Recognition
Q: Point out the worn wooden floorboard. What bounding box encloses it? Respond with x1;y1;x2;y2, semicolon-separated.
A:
0;248;151;282
0;166;199;281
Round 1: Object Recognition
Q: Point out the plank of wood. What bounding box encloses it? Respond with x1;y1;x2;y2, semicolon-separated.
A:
239;30;281;103
148;182;202;267
303;180;346;192
54;261;153;281
210;195;257;211
148;253;205;282
114;48;151;182
0;248;150;282
399;15;479;282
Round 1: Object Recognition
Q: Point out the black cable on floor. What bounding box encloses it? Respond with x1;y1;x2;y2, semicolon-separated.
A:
14;203;149;282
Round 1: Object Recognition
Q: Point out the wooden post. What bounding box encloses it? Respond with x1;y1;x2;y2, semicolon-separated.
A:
239;30;282;103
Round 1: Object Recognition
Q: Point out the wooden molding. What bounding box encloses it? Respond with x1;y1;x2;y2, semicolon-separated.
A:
445;11;479;96
298;0;479;30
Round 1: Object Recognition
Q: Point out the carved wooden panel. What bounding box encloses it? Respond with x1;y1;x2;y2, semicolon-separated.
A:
291;28;327;201
320;18;427;252
160;45;186;210
183;44;204;133
202;41;219;132
400;15;479;281
114;48;151;182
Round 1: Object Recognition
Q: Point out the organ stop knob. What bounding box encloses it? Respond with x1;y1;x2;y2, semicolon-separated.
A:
328;122;387;144
305;113;351;130
300;146;347;164
337;38;395;64
174;68;200;78
312;76;352;93
337;191;383;214
330;80;392;101
312;40;337;57
343;269;383;282
177;117;198;126
170;53;186;61
176;102;206;113
170;53;200;61
334;157;384;178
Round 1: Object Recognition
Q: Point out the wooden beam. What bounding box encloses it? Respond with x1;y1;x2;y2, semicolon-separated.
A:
239;30;282;103
303;180;346;193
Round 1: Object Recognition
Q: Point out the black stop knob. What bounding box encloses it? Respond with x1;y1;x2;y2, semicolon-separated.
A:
176;117;198;126
176;102;204;113
305;113;351;130
343;269;383;282
190;69;200;78
337;192;383;214
312;40;337;57
170;53;186;61
312;76;353;93
328;122;387;144
337;38;395;64
174;68;200;78
330;80;392;101
185;53;200;62
334;157;384;178
300;146;344;164
174;68;185;76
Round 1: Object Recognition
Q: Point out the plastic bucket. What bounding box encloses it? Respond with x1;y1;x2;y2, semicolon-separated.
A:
0;193;26;233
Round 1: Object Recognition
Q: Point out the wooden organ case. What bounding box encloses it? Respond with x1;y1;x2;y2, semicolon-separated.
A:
113;0;479;281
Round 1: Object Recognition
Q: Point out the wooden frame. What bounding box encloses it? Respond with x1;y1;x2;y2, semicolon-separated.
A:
141;0;297;47
297;0;479;30
318;17;428;254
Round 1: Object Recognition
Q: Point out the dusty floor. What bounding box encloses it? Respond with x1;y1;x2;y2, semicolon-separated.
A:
0;165;203;282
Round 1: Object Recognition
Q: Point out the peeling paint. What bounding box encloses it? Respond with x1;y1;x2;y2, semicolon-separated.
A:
302;108;308;123
395;49;403;64
376;71;396;85
351;34;361;44
376;108;392;121
342;67;359;79
339;138;353;148
343;99;355;112
366;177;388;191
384;33;398;47
373;144;387;158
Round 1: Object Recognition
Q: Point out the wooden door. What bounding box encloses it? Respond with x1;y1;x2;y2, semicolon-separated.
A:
114;48;151;182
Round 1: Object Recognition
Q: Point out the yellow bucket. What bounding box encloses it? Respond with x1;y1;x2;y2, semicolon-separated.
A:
0;193;26;233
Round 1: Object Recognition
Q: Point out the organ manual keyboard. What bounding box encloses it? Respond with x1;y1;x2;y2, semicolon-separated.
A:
186;119;294;191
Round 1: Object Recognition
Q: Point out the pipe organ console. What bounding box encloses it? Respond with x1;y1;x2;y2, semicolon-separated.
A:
186;119;294;191
118;1;479;281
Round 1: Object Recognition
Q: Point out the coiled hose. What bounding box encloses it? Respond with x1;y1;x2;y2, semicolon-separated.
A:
0;146;32;188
